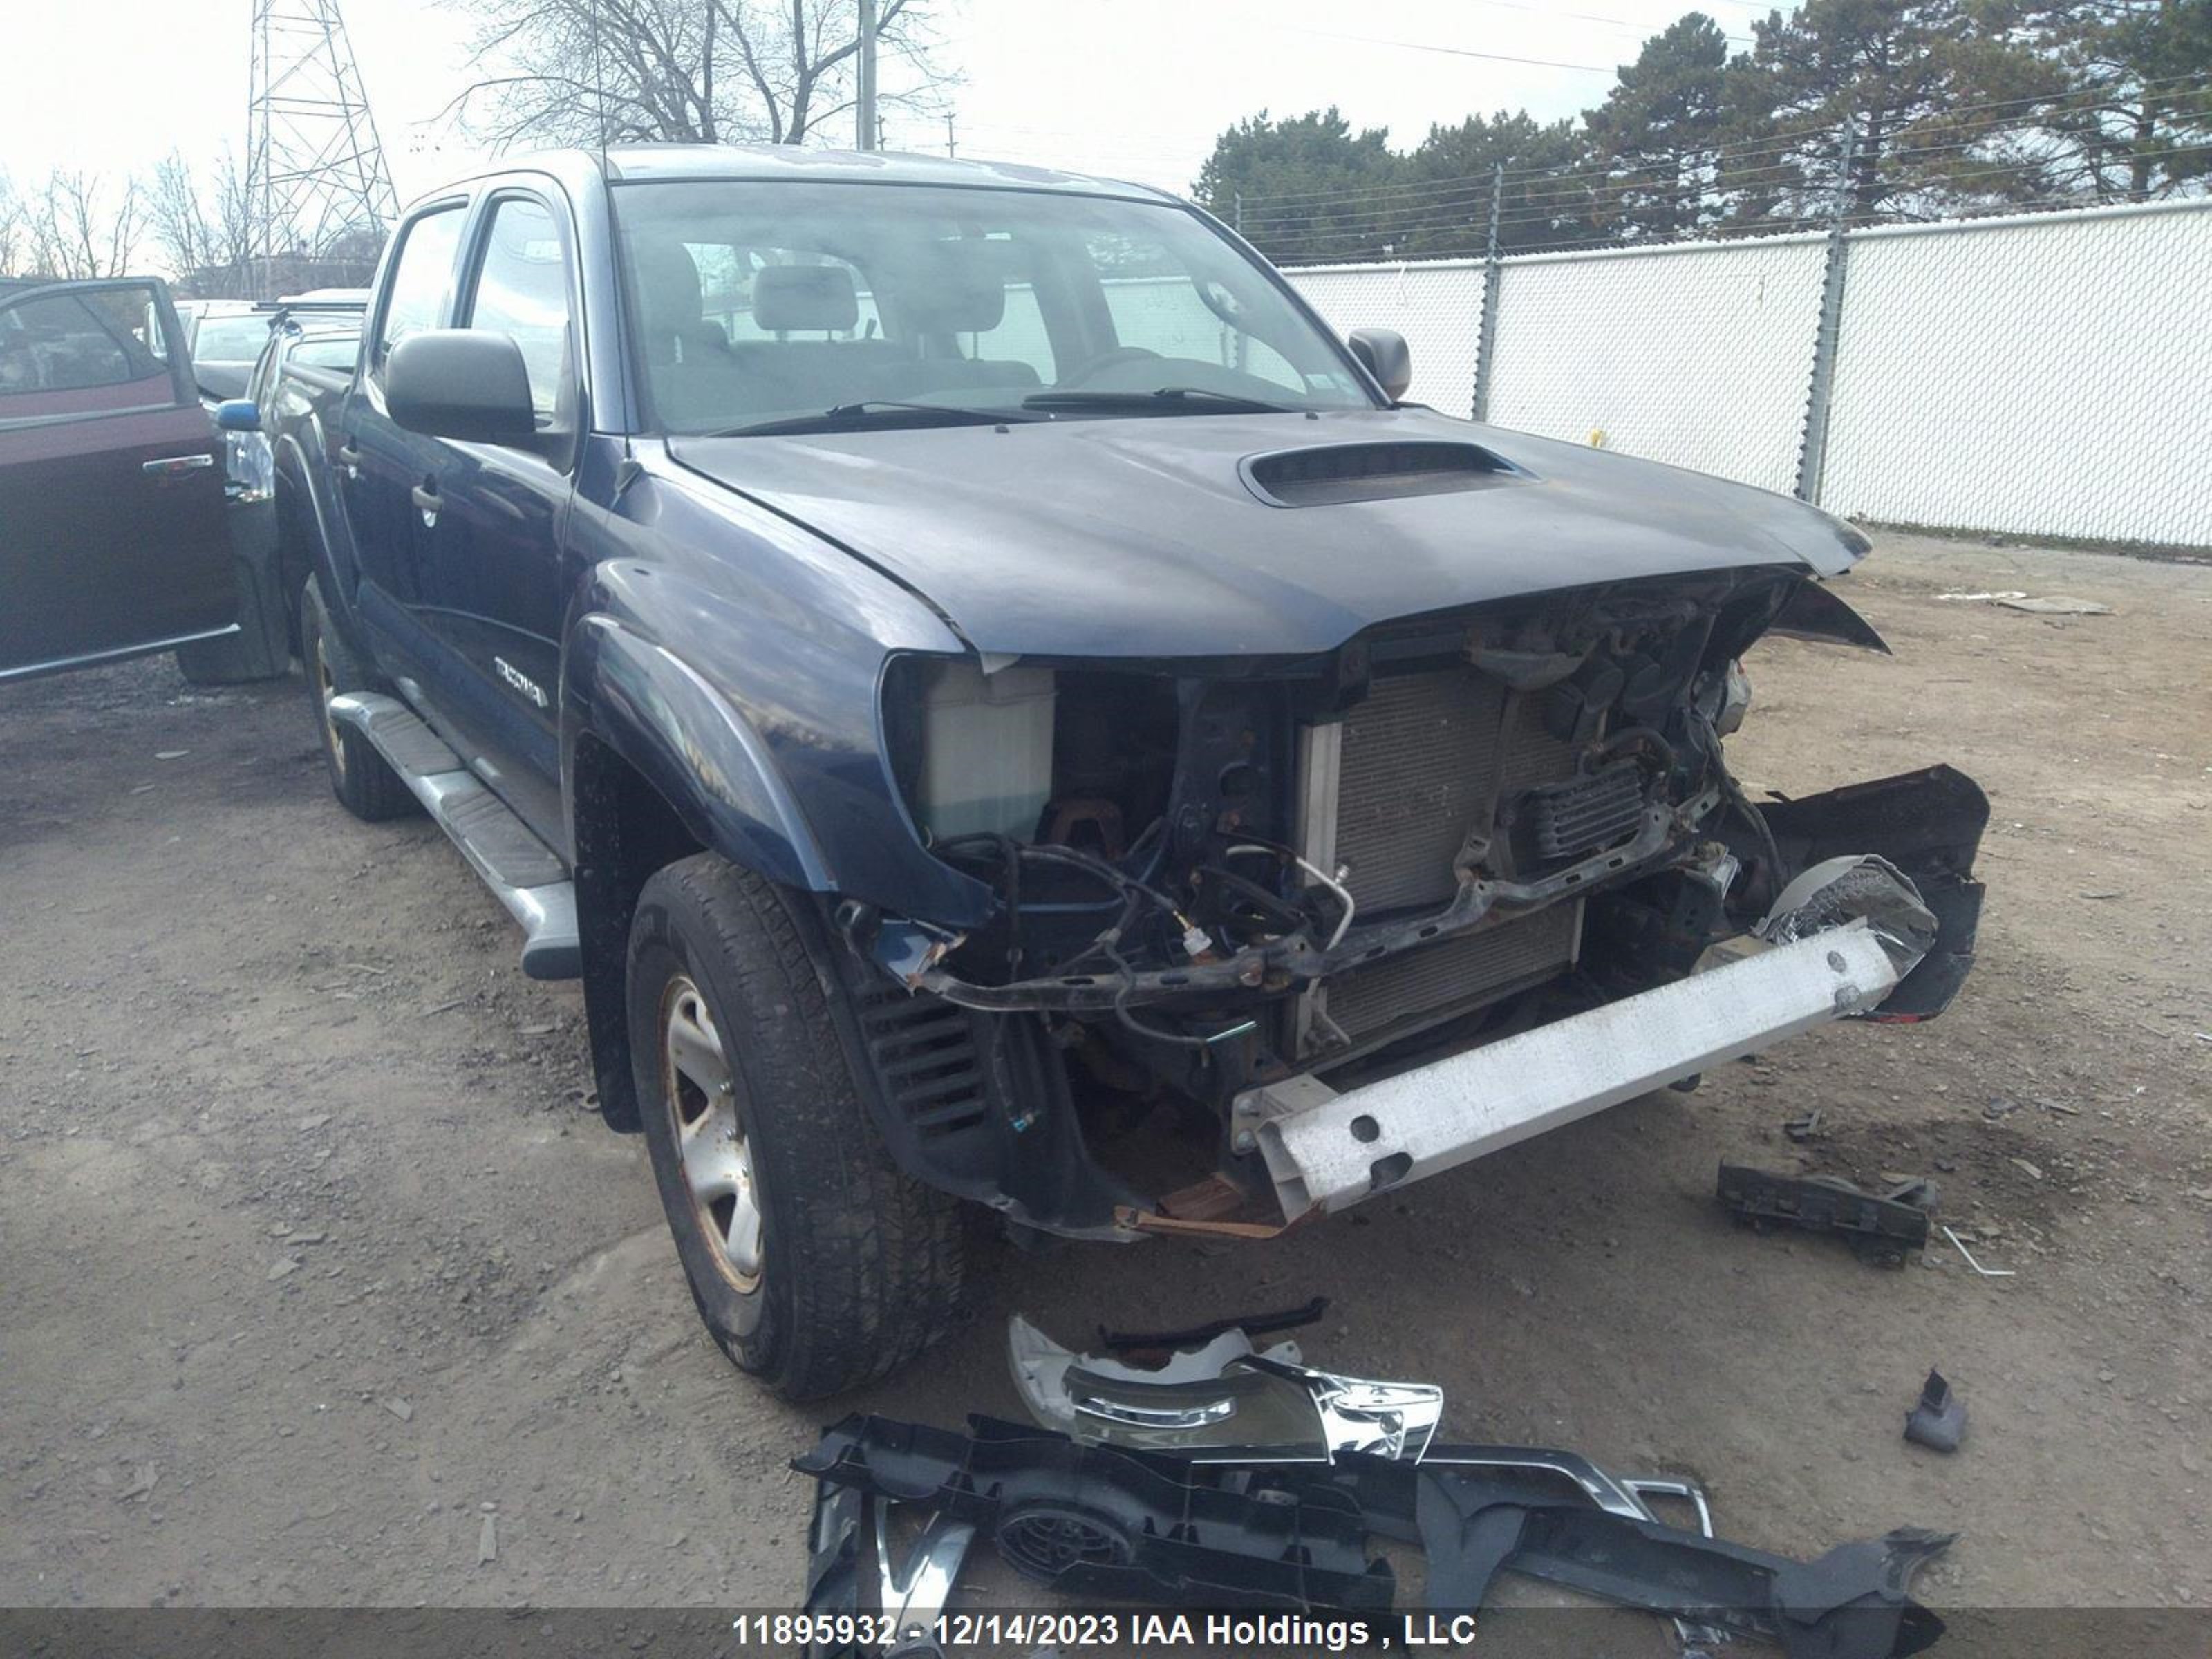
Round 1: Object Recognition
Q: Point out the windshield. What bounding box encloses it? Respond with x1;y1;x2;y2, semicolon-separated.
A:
192;315;272;360
613;180;1376;435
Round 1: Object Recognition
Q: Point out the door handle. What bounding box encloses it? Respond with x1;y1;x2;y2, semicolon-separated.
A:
337;442;364;480
411;482;440;525
142;453;216;476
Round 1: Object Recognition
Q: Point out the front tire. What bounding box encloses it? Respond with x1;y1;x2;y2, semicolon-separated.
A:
626;853;966;1399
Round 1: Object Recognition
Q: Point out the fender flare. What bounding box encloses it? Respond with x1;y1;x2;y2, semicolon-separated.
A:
571;615;833;894
1769;579;1891;654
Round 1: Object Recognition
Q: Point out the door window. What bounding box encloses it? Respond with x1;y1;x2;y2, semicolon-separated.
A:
375;205;466;368
464;196;577;427
0;285;173;411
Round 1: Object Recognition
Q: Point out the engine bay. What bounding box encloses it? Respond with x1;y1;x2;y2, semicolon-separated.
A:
841;567;1987;1239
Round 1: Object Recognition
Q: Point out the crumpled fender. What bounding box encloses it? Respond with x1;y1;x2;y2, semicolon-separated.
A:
572;615;834;894
1768;579;1891;654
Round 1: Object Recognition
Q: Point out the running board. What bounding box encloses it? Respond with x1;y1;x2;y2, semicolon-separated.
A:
327;691;581;980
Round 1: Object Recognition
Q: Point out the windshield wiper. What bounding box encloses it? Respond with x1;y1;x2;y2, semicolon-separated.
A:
709;400;1042;438
1020;386;1297;415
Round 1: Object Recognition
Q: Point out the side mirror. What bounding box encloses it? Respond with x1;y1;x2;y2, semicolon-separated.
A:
385;330;536;444
214;397;261;433
1347;328;1413;401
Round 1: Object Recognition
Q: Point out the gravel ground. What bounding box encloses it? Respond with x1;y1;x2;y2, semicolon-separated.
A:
2;531;2208;1645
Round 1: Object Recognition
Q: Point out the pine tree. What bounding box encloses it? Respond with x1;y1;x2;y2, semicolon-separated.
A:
1195;110;1407;265
2024;0;2212;200
1730;0;2052;222
1399;112;1592;256
1586;13;1738;238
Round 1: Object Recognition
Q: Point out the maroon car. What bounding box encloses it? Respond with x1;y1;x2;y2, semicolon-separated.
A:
0;276;234;680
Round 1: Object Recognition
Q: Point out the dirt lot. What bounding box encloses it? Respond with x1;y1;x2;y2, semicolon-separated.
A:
3;531;2209;1641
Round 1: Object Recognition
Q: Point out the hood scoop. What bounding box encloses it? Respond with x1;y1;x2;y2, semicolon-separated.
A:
1240;440;1520;508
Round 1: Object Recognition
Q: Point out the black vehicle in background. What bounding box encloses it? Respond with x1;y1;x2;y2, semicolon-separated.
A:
174;300;364;685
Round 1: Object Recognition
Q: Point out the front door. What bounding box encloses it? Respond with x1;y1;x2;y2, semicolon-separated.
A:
0;279;232;681
406;189;582;847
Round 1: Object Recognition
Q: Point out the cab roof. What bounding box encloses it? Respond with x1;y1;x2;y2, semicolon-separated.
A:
418;143;1179;209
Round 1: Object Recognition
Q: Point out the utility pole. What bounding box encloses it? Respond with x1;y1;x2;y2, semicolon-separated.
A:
945;114;957;158
856;0;878;151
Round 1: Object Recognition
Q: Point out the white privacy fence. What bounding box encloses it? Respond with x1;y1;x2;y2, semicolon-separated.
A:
1282;198;2212;550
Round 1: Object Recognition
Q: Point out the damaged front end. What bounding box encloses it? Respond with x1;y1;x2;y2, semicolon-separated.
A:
831;565;1987;1240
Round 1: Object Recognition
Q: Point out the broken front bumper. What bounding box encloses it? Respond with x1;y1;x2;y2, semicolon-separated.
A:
1239;917;1909;1217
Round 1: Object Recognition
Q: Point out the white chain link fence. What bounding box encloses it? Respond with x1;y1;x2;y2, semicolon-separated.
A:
1283;197;2212;550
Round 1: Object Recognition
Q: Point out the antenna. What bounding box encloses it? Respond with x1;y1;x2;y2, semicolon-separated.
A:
245;0;399;298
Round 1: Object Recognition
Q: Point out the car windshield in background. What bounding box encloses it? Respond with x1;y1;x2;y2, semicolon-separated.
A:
612;180;1377;435
193;315;272;359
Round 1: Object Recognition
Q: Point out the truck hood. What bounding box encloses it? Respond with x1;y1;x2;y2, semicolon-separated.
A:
666;406;1866;659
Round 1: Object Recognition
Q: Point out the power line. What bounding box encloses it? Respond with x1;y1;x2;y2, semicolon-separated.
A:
1268;25;1618;74
1232;79;2212;217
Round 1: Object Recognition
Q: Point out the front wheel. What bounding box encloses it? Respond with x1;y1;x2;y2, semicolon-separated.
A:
625;853;967;1399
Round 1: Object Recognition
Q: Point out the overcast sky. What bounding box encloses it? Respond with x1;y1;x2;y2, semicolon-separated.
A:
3;0;1771;226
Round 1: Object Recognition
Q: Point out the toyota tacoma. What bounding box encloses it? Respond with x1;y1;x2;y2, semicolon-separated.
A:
203;146;1982;1398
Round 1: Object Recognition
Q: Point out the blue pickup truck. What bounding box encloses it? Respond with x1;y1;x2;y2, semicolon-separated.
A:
232;144;1983;1398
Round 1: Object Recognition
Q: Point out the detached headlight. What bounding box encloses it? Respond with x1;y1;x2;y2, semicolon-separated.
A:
887;656;1057;845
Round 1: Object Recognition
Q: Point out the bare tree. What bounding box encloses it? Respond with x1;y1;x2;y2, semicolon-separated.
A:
21;169;145;280
147;149;259;292
0;171;28;278
148;151;217;278
442;0;946;150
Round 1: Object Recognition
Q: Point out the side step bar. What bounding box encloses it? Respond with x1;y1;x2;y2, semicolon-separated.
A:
327;692;581;980
1241;921;1904;1217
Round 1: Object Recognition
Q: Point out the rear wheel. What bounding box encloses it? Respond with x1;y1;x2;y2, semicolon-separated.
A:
299;576;415;821
626;853;966;1399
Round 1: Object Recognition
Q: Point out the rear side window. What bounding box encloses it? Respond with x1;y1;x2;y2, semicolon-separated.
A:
0;284;174;412
377;205;466;366
463;196;575;425
292;335;361;370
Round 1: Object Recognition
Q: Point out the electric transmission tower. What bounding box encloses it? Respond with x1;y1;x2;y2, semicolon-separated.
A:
245;0;400;294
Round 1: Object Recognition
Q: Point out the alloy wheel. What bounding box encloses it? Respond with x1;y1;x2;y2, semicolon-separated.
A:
658;975;762;1290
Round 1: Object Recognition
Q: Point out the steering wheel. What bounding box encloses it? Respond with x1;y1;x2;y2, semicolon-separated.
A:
1053;345;1163;388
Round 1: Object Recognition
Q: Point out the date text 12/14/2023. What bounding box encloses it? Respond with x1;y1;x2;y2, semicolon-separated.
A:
729;1612;1486;1650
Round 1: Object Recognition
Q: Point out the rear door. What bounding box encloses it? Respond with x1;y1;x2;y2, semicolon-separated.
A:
338;199;469;688
0;278;233;681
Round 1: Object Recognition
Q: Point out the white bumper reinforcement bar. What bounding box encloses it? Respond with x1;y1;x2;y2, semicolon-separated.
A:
1244;920;1904;1217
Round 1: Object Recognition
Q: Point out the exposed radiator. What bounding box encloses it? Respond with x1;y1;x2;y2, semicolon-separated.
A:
1299;665;1584;1048
1322;901;1582;1046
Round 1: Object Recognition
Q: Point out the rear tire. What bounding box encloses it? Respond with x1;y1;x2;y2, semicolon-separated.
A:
626;853;966;1400
299;576;415;822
